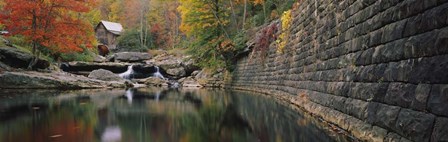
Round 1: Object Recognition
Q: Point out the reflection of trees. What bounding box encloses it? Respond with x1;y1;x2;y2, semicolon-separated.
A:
176;89;254;142
0;95;98;142
102;88;254;142
0;88;351;142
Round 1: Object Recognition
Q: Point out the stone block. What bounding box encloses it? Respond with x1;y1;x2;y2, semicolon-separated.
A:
424;0;437;9
366;126;388;142
348;82;389;102
370;29;383;47
346;99;369;120
372;103;401;130
403;14;422;37
394;109;435;142
431;117;448;142
426;55;448;84
372;39;406;64
428;85;448;117
398;0;424;18
383;58;441;83
384;132;402;142
329;95;347;112
384;83;417;108
326;82;350;97
419;3;448;33
381;20;406;43
436;28;448;56
355;48;374;65
404;31;439;59
365;102;379;124
348;117;372;140
411;84;431;111
335;112;351;130
357;64;387;82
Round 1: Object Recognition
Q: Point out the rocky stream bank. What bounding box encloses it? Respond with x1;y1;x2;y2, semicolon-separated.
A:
0;46;224;89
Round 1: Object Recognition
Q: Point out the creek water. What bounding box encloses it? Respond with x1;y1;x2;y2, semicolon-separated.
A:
0;88;353;142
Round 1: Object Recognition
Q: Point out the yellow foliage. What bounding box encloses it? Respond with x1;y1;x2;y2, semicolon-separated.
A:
0;0;5;8
277;10;291;53
178;0;229;37
109;0;122;22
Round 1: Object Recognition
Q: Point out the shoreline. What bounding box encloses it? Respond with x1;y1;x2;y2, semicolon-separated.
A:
226;85;406;141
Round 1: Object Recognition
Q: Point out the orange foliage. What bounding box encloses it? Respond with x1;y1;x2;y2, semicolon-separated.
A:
0;0;96;53
150;23;168;47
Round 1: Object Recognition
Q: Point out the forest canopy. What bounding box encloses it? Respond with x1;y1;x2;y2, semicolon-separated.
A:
0;0;295;68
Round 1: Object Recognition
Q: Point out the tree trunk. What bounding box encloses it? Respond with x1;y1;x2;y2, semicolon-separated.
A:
242;0;247;30
229;0;237;28
140;7;144;49
28;10;38;70
263;2;266;22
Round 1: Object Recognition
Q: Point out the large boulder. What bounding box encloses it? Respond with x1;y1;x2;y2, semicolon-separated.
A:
62;61;131;75
194;69;224;88
0;47;49;69
88;69;125;82
181;57;200;75
0;71;129;89
179;77;202;88
112;52;152;62
167;67;186;77
154;58;181;70
93;55;107;63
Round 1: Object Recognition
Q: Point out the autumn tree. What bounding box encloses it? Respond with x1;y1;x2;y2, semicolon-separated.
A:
0;0;96;68
97;0;122;22
178;0;234;68
0;0;5;29
177;0;295;68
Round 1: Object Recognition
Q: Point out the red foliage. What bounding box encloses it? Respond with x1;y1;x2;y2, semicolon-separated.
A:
150;23;169;48
253;23;278;59
0;0;96;53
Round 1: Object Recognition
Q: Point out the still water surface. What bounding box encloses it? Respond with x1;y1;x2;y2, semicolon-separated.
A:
0;88;353;142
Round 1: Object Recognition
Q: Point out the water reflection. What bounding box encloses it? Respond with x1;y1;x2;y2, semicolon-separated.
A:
101;126;122;142
0;88;353;142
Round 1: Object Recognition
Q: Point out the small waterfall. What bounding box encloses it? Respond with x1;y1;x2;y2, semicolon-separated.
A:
155;91;160;101
169;81;179;88
152;66;165;80
125;89;133;104
119;65;134;79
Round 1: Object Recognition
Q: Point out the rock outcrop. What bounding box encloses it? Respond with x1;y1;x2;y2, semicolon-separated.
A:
0;47;49;70
179;77;202;88
61;61;131;76
166;67;186;77
194;69;224;87
93;55;107;63
111;52;152;62
148;53;200;79
88;69;126;82
61;61;158;79
0;71;128;89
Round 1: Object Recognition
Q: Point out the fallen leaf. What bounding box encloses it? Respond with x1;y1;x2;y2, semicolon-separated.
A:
50;135;62;138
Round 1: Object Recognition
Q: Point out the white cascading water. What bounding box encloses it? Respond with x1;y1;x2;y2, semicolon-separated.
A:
125;89;133;104
155;91;160;102
119;65;134;79
153;66;165;80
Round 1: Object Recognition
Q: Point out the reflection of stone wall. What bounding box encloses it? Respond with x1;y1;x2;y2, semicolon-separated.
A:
230;1;448;141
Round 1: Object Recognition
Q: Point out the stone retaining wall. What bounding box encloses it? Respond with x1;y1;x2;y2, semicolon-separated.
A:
229;0;448;141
